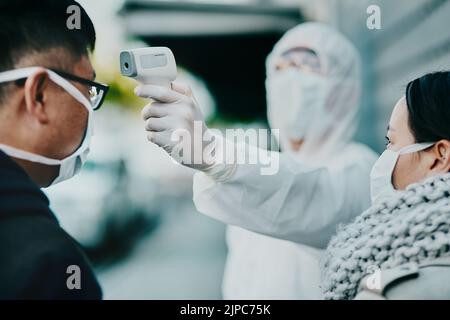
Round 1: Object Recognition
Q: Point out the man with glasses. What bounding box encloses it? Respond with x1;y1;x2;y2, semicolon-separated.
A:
0;0;107;299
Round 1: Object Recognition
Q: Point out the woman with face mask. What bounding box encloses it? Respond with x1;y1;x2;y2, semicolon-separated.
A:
321;71;450;300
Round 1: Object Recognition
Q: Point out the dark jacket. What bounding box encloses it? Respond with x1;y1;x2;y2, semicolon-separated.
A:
0;150;102;299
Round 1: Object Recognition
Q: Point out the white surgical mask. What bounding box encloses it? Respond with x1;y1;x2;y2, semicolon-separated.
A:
0;67;94;186
370;142;435;204
265;68;328;156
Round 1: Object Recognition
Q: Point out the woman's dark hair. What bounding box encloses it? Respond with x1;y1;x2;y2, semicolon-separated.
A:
406;71;450;143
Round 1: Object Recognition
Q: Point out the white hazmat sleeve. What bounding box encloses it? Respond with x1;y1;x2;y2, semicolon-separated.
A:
193;143;376;249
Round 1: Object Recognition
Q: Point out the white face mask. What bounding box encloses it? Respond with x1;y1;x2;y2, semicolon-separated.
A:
265;68;328;156
370;142;435;204
0;67;94;186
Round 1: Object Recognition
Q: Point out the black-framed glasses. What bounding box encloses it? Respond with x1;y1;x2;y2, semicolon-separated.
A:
49;69;109;111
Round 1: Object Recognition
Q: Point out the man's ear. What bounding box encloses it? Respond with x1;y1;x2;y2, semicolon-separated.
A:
429;140;450;173
24;68;51;124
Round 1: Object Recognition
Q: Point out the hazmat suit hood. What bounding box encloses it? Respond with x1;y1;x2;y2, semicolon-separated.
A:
265;22;362;163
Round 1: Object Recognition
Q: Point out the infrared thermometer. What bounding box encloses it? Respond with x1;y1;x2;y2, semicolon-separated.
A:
120;47;177;87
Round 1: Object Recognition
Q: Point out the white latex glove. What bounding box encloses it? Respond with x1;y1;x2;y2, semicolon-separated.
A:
135;83;236;179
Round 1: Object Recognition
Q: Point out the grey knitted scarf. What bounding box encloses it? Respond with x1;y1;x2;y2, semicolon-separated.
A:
321;173;450;300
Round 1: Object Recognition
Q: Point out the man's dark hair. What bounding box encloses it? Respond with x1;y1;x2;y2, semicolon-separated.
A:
0;0;96;101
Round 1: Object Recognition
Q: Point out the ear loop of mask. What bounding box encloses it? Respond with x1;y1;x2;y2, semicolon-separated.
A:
397;142;435;155
0;67;93;111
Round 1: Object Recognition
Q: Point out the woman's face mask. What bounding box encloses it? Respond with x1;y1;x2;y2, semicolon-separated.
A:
370;142;435;204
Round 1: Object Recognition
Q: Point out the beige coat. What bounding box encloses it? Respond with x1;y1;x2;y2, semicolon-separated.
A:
355;257;450;300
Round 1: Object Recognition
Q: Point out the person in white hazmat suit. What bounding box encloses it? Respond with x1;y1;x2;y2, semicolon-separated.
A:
135;23;378;299
223;23;378;299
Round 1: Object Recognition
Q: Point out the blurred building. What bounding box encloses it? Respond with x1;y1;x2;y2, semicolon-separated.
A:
308;0;450;151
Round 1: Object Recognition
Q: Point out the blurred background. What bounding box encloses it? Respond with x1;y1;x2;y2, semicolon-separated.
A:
43;0;450;299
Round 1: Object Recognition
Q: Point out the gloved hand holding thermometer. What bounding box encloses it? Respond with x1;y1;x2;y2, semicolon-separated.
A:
120;47;236;178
